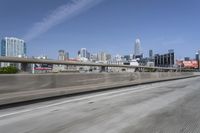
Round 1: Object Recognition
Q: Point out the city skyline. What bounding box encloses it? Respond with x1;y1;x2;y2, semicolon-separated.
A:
0;0;200;59
0;36;199;62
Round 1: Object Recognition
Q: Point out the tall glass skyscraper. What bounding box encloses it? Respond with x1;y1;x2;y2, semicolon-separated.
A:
134;38;141;56
1;37;26;57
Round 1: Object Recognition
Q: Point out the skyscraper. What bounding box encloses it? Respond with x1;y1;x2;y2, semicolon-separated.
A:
66;52;69;60
134;38;141;56
97;52;106;62
154;50;175;67
58;50;69;61
196;52;199;61
106;54;112;61
196;50;200;70
1;37;26;68
149;50;153;59
78;48;91;60
1;37;26;57
198;50;200;59
80;48;87;58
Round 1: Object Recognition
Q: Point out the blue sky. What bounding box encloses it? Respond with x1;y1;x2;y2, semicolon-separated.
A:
0;0;200;59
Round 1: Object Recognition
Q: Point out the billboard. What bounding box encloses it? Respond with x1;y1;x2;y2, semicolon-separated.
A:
34;64;53;70
182;61;198;68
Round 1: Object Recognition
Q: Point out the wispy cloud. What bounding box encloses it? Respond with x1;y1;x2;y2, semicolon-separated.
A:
24;0;104;41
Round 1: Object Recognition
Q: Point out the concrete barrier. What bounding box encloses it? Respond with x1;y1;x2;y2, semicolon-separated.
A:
0;72;196;106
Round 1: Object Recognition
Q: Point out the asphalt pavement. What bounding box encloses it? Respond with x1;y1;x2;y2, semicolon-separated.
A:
0;77;200;133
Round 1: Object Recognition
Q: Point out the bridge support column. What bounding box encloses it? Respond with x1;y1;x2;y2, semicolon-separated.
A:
21;63;28;72
100;66;106;72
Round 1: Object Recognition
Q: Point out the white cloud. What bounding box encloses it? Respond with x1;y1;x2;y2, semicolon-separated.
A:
24;0;104;41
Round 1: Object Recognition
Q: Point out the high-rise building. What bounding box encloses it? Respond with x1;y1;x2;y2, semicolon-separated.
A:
106;54;112;61
90;54;98;62
78;48;91;60
58;50;69;61
80;48;87;58
86;51;91;60
149;50;153;59
97;52;107;62
168;49;174;54
154;50;175;67
124;55;131;61
1;37;26;57
168;49;175;67
1;37;26;68
184;57;190;61
66;52;69;60
134;38;141;56
196;52;199;61
196;50;200;70
198;50;200;59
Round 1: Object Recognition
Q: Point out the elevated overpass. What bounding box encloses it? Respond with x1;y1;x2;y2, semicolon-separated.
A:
0;56;189;72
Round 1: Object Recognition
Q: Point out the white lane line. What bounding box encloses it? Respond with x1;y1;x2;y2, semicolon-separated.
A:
0;84;167;119
0;77;197;119
3;77;195;119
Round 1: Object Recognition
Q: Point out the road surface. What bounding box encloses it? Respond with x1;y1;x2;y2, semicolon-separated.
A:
0;77;200;133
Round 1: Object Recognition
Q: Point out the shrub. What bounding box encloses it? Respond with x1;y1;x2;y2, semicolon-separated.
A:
0;66;19;74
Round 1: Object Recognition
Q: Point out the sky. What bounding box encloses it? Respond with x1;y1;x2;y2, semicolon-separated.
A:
0;0;200;59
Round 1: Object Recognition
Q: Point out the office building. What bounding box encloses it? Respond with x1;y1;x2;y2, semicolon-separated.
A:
106;54;112;61
78;48;91;60
113;54;125;65
79;48;87;58
1;37;26;57
97;52;107;62
58;50;67;61
90;54;98;62
1;37;26;68
134;38;141;56
86;51;91;60
154;50;175;67
196;50;200;70
58;50;69;60
198;50;200;60
196;52;199;61
149;50;153;59
184;57;190;61
124;55;131;61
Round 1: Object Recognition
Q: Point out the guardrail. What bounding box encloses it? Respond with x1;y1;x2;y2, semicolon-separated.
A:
0;72;196;106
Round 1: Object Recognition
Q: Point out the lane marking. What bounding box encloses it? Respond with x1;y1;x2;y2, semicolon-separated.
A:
0;85;163;118
0;77;197;119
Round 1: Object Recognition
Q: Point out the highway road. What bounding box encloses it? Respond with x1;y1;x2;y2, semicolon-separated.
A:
0;77;200;133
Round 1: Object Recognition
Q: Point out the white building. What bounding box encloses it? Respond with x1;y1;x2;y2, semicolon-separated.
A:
58;50;69;61
80;48;87;58
97;52;107;62
1;37;26;57
1;37;27;68
134;38;141;56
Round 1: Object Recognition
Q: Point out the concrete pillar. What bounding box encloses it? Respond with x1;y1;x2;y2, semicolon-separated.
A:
21;63;28;72
101;66;106;72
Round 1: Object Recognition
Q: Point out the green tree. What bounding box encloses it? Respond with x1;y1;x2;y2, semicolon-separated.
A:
0;66;19;74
